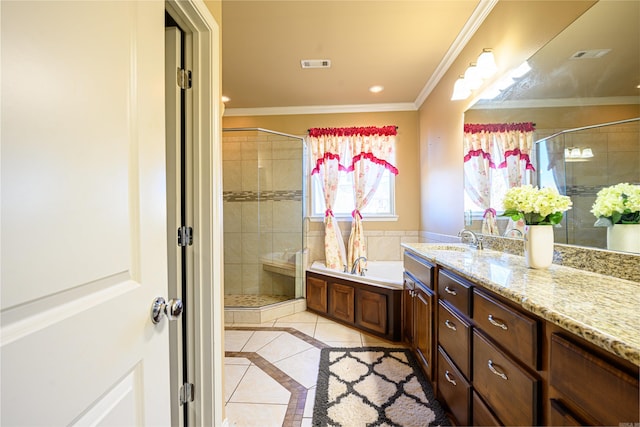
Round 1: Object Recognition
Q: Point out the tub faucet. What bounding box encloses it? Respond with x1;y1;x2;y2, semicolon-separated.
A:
458;229;483;250
350;256;367;275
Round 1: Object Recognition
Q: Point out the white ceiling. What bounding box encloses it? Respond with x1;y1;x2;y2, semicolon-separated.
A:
221;1;640;114
221;0;485;112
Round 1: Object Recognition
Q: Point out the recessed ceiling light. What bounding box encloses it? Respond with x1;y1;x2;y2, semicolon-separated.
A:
221;95;230;103
369;85;384;93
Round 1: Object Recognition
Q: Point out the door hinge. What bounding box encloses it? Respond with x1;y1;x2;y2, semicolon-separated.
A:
179;382;194;405
177;68;192;89
178;226;193;247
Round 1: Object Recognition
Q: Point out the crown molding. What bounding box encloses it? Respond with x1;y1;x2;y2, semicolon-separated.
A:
413;0;498;109
223;102;417;117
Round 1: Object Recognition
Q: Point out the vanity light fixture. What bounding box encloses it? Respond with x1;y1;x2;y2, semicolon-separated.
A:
369;85;384;93
564;147;594;162
451;48;498;100
451;75;472;100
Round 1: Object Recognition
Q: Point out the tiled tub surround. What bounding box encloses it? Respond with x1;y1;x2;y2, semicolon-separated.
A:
402;243;640;366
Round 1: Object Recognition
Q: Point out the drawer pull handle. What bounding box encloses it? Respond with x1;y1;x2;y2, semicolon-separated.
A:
488;360;508;380
488;315;508;330
444;320;457;331
444;370;457;386
444;286;457;296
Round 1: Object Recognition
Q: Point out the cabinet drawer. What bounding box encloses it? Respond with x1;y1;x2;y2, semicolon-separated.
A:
472;391;502;426
473;330;539;426
473;289;538;369
404;252;434;289
438;301;471;379
550;334;639;425
437;346;470;426
438;270;472;317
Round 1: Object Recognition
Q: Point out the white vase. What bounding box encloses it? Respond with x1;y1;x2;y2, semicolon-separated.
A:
607;224;640;253
524;225;554;269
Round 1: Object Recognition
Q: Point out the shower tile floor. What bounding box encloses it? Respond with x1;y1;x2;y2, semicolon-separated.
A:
224;310;407;427
224;294;292;308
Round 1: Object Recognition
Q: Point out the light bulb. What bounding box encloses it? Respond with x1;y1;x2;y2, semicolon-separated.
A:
464;63;483;90
451;76;471;100
581;148;594;158
477;49;498;78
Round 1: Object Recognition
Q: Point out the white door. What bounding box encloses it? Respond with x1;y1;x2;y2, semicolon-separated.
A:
1;1;172;426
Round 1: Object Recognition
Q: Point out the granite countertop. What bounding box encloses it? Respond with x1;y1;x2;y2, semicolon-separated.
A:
402;243;640;367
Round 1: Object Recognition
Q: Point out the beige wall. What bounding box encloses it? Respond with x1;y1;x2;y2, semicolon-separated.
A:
223;111;421;232
222;111;421;262
417;1;596;240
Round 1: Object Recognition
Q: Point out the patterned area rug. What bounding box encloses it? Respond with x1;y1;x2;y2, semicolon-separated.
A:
312;347;450;427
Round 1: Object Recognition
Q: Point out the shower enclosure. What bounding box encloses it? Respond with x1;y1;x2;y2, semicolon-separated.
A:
536;118;639;249
222;128;306;308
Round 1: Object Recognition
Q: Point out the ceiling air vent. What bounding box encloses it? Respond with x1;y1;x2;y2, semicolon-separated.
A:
570;49;612;59
301;59;331;69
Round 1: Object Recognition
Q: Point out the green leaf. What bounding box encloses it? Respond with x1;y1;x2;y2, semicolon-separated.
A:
501;209;523;221
546;211;564;225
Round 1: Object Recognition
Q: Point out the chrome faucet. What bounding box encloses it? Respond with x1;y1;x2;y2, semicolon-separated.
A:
457;229;483;250
350;256;367;275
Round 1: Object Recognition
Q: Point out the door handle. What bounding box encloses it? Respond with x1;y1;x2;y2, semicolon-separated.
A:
151;297;183;324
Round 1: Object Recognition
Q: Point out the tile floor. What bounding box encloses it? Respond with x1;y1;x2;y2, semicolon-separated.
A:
224;310;407;427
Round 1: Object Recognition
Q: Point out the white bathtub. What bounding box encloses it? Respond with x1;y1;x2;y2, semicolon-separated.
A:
307;260;404;289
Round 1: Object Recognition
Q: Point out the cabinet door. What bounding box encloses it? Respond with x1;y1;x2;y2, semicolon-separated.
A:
414;284;434;380
550;333;639;425
329;282;355;323
356;289;387;334
306;275;328;313
402;275;415;344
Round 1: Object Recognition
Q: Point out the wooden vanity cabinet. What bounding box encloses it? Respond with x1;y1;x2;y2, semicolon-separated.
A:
403;253;435;380
402;250;639;427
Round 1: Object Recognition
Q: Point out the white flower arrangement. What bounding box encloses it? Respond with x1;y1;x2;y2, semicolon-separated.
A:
502;184;572;225
591;183;640;226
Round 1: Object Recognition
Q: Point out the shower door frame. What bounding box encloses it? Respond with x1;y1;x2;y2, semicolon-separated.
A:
222;127;307;304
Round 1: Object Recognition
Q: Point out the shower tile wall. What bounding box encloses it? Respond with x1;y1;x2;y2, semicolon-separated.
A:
539;121;639;248
223;134;303;296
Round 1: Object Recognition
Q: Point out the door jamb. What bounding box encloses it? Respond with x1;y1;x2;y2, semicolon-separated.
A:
164;1;223;426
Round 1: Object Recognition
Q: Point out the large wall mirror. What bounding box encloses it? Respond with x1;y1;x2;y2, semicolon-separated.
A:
464;0;640;253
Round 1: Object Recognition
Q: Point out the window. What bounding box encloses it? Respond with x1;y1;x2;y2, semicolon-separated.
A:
310;170;396;218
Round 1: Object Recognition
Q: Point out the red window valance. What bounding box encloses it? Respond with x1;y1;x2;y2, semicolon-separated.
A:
464;122;535;134
308;125;397;138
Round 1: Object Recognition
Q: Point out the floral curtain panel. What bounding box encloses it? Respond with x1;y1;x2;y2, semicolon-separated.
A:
463;122;535;234
308;131;349;270
308;126;398;272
